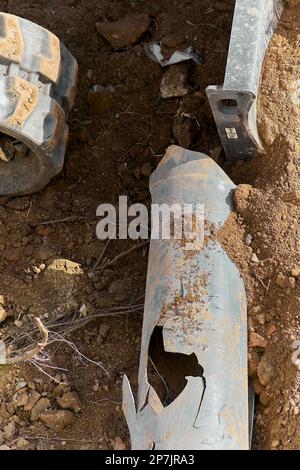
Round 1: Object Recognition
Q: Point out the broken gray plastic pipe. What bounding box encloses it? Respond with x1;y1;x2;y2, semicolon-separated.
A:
206;0;283;161
123;145;249;450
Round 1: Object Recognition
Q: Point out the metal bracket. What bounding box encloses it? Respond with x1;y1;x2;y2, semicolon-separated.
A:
206;0;284;161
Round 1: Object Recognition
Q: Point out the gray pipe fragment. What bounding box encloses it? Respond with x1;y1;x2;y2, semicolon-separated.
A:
123;145;249;450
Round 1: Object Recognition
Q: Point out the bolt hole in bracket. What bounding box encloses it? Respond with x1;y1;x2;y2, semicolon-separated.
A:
206;0;284;162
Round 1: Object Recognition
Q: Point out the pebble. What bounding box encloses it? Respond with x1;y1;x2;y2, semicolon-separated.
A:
291;266;300;278
271;440;280;449
24;391;41;411
0;445;10;451
4;421;16;439
79;304;88;317
96;14;151;49
234;184;253;216
57;391;81;413
16;438;30;450
276;274;295;290
266;323;277;338
160;64;189;99
249;332;267;349
40;410;74;432
245;234;252;246
15;381;27;391
31;398;50;421
257;355;273;386
15;391;29;408
113;436;126;450
251;253;259;263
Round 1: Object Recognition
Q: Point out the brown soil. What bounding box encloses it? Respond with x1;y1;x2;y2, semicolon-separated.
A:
2;0;298;452
219;1;300;450
0;0;235;450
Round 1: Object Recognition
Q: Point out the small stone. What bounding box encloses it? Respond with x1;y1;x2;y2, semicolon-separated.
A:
140;163;152;177
15;381;27;391
40;410;74;432
291;266;300;278
234;184;253;216
31;398;50;421
113;436;126;450
251;253;259;263
0;306;7;323
4;421;16;439
0;445;10;450
249;332;267;349
15;391;29;408
16;438;30;450
257;313;266;325
79;304;88;317
14;320;23;328
160;64;189;99
24;391;41;411
266;323;277;338
271;440;280;449
96;14;151;49
57;391;81;413
276;274;295;290
257;355;273;386
93;381;100;392
245;234;252;246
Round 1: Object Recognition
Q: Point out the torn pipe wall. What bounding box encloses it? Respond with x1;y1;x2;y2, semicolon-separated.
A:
123;145;249;450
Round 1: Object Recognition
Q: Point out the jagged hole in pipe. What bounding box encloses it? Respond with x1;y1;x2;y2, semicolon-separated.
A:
148;326;203;406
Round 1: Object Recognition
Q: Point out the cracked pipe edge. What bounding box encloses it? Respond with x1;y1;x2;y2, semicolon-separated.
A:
123;145;249;450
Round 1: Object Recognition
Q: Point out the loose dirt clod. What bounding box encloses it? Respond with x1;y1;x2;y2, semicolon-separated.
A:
96;14;151;49
40;410;74;432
